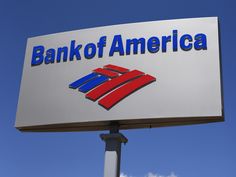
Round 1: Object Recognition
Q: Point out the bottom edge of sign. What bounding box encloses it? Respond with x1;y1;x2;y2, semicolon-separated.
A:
16;116;224;132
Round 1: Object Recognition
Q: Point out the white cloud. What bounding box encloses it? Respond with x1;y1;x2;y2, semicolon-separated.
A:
120;173;129;177
146;172;160;177
145;172;177;177
168;172;177;177
120;172;177;177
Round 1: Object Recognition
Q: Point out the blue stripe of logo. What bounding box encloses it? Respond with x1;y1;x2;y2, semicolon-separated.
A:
69;73;98;89
79;75;109;93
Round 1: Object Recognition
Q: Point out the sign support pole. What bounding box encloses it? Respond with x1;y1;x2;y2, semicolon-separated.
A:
100;125;128;177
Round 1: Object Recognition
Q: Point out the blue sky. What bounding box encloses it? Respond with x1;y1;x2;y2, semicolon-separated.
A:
0;0;236;177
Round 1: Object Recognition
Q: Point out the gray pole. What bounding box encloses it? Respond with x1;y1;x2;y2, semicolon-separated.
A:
100;126;128;177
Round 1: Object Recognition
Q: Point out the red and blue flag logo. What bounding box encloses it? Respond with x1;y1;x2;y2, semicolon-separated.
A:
69;64;156;110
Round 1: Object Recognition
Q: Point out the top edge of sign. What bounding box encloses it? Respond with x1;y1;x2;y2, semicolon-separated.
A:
28;16;218;40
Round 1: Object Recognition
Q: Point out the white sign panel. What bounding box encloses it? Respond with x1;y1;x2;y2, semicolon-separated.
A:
15;17;223;131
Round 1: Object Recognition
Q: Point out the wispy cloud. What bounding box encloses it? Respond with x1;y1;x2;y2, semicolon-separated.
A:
120;173;129;177
120;172;135;177
120;172;177;177
145;172;177;177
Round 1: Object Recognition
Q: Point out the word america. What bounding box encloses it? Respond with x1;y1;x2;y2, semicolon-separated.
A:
31;30;207;66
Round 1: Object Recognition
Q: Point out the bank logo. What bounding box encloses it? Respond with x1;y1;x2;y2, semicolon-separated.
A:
69;64;156;110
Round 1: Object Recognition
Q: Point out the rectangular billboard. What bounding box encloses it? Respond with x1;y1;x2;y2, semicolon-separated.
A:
15;17;223;131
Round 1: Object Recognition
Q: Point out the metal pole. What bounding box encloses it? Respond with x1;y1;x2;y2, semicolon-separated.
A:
100;125;128;177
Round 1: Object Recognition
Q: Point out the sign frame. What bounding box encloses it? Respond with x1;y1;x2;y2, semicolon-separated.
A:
15;17;224;132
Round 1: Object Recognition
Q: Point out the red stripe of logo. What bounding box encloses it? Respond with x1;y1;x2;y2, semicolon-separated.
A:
86;70;144;101
104;64;129;73
93;68;119;78
98;75;156;109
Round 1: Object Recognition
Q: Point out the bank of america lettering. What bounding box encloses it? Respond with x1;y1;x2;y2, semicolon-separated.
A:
69;64;156;110
31;30;207;66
